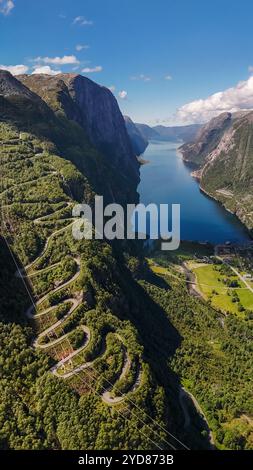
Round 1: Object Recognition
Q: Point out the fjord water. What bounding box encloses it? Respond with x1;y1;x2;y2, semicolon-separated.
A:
138;140;250;244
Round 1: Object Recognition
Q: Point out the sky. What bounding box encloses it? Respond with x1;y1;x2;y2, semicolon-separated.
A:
1;0;253;125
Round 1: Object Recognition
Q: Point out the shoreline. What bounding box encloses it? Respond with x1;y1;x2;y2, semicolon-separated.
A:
179;385;215;447
199;185;252;239
177;149;252;241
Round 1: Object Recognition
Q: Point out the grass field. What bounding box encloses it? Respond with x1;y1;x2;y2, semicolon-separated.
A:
188;262;253;316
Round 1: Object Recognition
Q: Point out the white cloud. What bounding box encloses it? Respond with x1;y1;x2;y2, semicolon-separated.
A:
0;64;28;75
76;44;89;51
118;90;127;100
176;75;253;123
108;85;116;92
73;16;93;26
165;75;172;80
82;65;102;73
32;65;62;76
248;65;253;74
131;74;151;82
34;55;79;65
0;0;14;15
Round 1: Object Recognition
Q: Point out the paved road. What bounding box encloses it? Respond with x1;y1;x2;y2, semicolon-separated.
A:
230;265;253;294
217;256;253;294
34;297;81;349
25;220;76;272
17;201;141;405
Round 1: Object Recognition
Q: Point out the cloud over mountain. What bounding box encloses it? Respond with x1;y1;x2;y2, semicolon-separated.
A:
0;64;28;75
176;75;253;123
32;66;62;75
34;55;79;65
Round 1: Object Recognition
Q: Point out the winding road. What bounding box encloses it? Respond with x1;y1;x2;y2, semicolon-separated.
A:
1;158;142;404
15;198;142;405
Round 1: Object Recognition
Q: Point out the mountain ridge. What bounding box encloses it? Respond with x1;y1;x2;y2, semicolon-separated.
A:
124;115;148;155
0;70;139;206
179;110;253;232
135;121;201;143
19;73;139;187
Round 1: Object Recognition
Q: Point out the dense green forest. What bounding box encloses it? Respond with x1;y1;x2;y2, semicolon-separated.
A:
144;247;253;449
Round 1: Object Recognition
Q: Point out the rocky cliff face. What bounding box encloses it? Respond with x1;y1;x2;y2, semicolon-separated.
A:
1;70;140;205
0;70;54;123
124;115;148;155
64;75;138;176
200;112;253;231
179;112;232;166
180;110;253;232
20;73;139;185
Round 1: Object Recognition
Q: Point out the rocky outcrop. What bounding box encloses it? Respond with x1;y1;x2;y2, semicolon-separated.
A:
179;112;232;166
180;110;253;232
0;70;54;122
124;115;148;155
20;73;139;187
63;74;139;180
0;70;140;205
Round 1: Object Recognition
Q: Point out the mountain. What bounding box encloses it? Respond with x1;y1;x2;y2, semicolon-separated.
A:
153;124;201;142
179;112;232;166
0;69;56;126
134;122;201;143
124;115;148;155
20;74;138;170
135;123;161;140
180;110;253;232
16;72;139;205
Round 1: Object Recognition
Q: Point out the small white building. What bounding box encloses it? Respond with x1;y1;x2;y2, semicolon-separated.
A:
243;273;253;280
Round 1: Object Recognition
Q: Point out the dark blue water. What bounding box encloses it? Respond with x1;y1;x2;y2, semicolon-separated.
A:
138;140;250;244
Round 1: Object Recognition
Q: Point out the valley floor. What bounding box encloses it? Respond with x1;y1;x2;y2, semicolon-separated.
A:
146;241;253;450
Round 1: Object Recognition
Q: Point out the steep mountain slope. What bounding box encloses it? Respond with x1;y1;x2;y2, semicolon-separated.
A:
0;70;56;128
20;73;139;190
179;112;232;166
124;116;148;155
200;112;253;232
179;110;253;232
135;123;161;140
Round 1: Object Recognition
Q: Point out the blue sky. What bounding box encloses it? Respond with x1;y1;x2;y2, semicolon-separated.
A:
1;0;253;124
